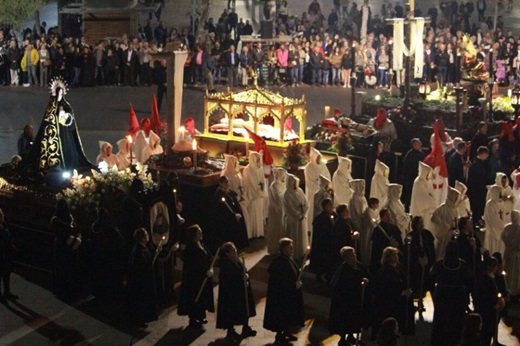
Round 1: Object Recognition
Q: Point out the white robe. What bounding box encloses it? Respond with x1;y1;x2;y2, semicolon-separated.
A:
484;185;507;255
502;210;520;295
115;138;131;171
313;175;332;219
133;130;149;164
386;183;410;241
511;170;520;211
332;156;353;207
370;159;390;210
304;148;331;235
221;154;250;232
431;187;460;260
360;207;379;266
142;130;164;163
349;179;368;232
454;180;472;218
284;174;309;259
243;151;267;238
410;162;437;232
267;168;287;255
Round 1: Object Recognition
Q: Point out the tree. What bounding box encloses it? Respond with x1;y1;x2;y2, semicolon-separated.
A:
0;0;48;32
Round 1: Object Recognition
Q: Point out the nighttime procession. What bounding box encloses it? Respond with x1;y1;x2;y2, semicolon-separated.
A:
2;0;520;345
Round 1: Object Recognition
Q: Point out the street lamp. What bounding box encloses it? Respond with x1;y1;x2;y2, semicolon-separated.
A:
511;88;520;118
419;80;431;99
351;41;357;117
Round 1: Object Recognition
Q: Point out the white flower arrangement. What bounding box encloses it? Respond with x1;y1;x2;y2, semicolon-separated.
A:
56;166;156;210
492;96;515;115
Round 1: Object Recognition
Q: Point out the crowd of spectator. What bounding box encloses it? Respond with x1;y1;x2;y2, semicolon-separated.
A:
0;0;518;91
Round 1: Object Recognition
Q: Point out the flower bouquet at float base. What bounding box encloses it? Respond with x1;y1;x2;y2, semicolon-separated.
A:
283;139;309;170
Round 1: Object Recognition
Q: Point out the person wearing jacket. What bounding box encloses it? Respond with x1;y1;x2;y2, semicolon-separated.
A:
21;42;39;86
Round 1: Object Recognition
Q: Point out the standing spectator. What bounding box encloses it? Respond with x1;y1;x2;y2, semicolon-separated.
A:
377;45;389;87
0;208;18;302
154;22;167;46
309;46;322;86
124;44;139;86
39;42;50;87
125;228;158;327
17;124;34;159
477;0;486;22
435;43;449;86
239;45;252;87
276;43;289;85
192;44;205;85
203;52;217;92
7;39;21;86
105;48;120;86
467;146;491;224
228;8;239;41
341;45;352;88
93;43;106;85
308;0;321;16
289;44;300;86
21;43;39;87
80;46;94;86
225;44;239;87
329;46;342;86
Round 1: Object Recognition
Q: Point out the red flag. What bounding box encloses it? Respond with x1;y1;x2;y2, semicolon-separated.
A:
150;93;164;132
244;127;274;165
424;119;448;178
128;102;140;139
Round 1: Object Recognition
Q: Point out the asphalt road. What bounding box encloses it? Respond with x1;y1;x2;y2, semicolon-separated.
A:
0;83;380;165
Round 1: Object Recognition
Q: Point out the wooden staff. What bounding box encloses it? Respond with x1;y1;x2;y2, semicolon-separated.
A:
152;236;166;265
195;246;221;303
242;256;250;318
221;197;234;214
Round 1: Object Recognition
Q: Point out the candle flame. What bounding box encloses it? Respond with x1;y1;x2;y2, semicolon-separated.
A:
307;246;311;251
502;271;506;276
192;139;197;150
162;236;166;240
498;293;502;298
126;135;133;144
173;189;177;193
221;197;226;202
179;126;185;132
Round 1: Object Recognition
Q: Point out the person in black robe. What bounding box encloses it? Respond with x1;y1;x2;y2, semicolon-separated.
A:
430;241;472;346
447;141;468;187
0;208;18;301
310;197;337;282
216;242;257;341
120;178;147;251
211;176;249;250
263;238;305;344
401;138;424;209
407;216;436;312
373;246;415;337
473;255;506;346
371;208;403;274
469;121;489;161
329;246;372;346
455;217;483;292
493;252;510;319
466;146;491;224
329;204;359;276
51;199;82;301
125;228;158;327
178;225;215;328
17;82;94;183
89;208;125;299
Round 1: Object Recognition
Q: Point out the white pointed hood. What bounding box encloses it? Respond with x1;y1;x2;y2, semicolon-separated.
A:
273;167;287;184
319;175;331;189
418;161;433;180
374;159;390;178
512;210;520;226
455;180;467;196
337;156;352;175
446;187;460;208
496;172;508;188
98;141;113;155
388;183;403;201
489;185;502;203
286;173;300;191
221;154;240;177
351;179;366;196
117;138;129;155
310;147;322;165
248;151;263;170
149;130;162;150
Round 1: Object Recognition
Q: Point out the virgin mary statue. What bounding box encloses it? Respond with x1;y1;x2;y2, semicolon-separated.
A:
17;78;94;182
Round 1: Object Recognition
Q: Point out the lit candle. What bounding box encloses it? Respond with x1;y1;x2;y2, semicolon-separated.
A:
244;132;250;156
324;106;330;119
179;126;186;142
126;135;133;166
173;188;177;199
192;139;197;170
508;89;512;98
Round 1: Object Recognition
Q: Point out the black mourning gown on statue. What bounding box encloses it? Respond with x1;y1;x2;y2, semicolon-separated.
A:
17;89;94;182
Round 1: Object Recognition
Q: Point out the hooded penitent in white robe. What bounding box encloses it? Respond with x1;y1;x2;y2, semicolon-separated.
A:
502;209;520;295
360;206;379;266
116;138;131;171
96;141;118;169
349;179;368;232
243;151;267;238
313;175;333;219
386;183;411;241
454;180;472;218
431;187;460;260
370;159;390;210
484;185;507;255
487;172;515;223
332;156;353;207
267;167;287;255
410;162;437;232
284;173;309;259
142;130;164;163
221;154;250;231
133;130;149;164
431;165;448;208
305;147;331;234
